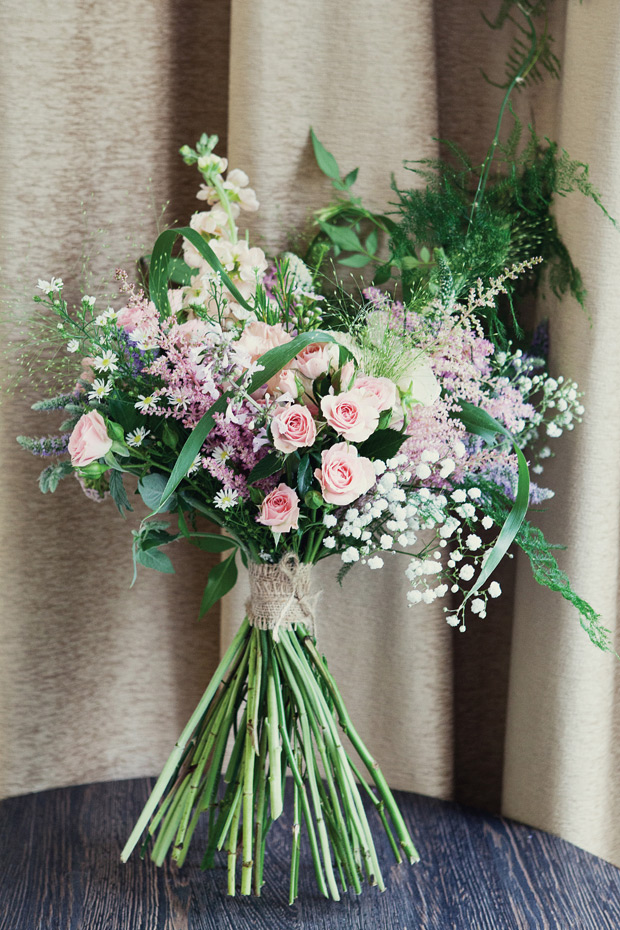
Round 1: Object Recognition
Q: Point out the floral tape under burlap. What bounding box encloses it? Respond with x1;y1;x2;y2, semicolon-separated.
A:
246;553;319;640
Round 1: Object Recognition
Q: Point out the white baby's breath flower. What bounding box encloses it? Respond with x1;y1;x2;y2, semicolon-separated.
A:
481;515;494;530
466;534;482;551
367;556;384;570
323;536;336;549
458;563;475;581
323;514;338;528
341;546;360;563
379;534;393;550
488;581;502;598
126;427;150;447
214;487;239;509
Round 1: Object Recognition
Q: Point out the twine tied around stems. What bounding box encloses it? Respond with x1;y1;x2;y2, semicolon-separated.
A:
246;553;319;641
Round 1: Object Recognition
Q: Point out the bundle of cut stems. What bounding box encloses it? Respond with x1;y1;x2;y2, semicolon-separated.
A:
121;618;418;902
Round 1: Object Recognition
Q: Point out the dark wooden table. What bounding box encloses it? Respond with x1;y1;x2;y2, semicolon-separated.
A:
2;777;619;929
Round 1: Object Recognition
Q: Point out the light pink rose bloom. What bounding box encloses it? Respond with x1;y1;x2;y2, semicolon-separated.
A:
236;321;292;362
321;389;380;442
68;411;113;467
267;367;299;399
314;443;375;506
116;305;143;333
339;360;356;391
175;319;213;346
257;483;300;533
353;375;397;412
271;404;317;454
293;342;339;380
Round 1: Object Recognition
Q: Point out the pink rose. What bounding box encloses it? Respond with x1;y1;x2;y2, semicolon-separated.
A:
257;483;300;533
271;404;317;454
321;389;380;442
293;342;339;380
353;375;397;412
266;367;299;399
314;443;376;506
116;305;143;333
339;360;356;391
175;319;213;345
68;411;113;467
236;321;292;362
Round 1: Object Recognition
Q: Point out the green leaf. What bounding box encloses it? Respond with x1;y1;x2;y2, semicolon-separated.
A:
296;454;313;496
365;229;378;255
399;256;420;270
419;246;431;263
108;395;141;432
168;257;199;286
199;551;238;618
109;470;133;515
161;421;179;450
338;253;371;268
343;167;359;188
247;450;282;485
149;227;253;317
136;547;175;574
454;401;530;599
141;528;177;549
318;221;363;252
310;128;341;180
138;473;177;512
378;409;392;430
372;263;393;286
358;428;407;460
189;533;238;553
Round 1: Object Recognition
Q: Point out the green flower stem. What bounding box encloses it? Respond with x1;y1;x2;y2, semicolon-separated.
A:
241;632;259;895
270;652;328;898
282;632;361;889
347;756;402;864
151;772;192;866
253;725;269;896
300;629;419;865
173;643;250;866
277;646;340;901
289;777;301;905
266;668;283;820
121;618;250;863
227;786;243;896
283;632;373;890
214;778;243;854
212;176;238;244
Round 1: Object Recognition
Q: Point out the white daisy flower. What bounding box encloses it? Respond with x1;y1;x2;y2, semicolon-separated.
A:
88;379;112;401
93;350;119;373
126;427;150;448
37;277;63;293
67;339;80;354
187;454;203;476
135;393;158;413
214;487;239;510
212;444;234;464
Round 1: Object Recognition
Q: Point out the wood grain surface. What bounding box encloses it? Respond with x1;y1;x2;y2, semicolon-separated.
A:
1;778;619;929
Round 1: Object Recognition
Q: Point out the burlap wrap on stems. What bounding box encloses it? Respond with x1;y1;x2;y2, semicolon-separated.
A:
246;553;319;640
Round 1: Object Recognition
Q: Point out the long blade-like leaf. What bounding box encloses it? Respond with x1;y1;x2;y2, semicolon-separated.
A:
455;401;530;599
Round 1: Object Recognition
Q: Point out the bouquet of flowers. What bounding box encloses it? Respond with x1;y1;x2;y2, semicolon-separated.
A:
17;3;613;904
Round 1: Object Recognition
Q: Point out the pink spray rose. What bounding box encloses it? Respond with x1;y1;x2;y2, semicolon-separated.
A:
293;342;339;380
271;404;317;454
321;389;380;442
257;483;300;533
353;374;397;412
314;443;376;505
236;321;292;363
68;411;113;467
266;367;299;400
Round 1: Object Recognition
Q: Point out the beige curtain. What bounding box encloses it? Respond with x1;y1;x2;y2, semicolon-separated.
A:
1;0;618;867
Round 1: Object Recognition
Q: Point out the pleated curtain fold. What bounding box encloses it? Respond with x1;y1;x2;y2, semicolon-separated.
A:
0;0;618;868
